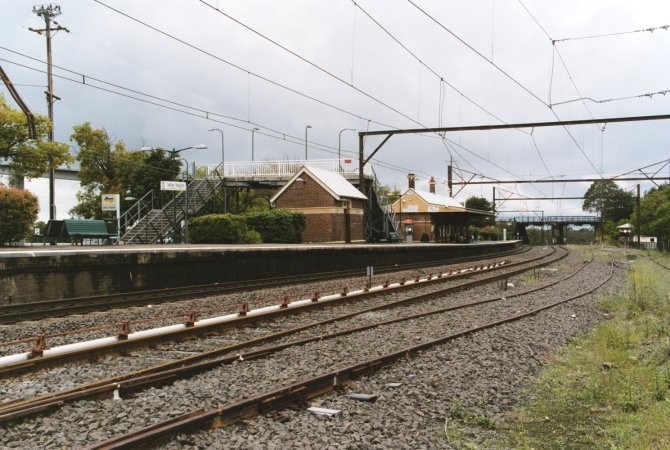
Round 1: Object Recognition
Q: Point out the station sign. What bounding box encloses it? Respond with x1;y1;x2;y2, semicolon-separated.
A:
101;193;120;211
160;181;187;191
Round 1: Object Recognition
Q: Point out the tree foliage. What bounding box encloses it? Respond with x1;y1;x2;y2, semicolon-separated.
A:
0;186;39;245
0;95;72;180
70;123;180;218
582;180;634;223
465;196;494;227
639;184;670;243
375;185;401;206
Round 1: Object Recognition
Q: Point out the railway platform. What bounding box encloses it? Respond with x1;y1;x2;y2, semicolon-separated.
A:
0;241;520;305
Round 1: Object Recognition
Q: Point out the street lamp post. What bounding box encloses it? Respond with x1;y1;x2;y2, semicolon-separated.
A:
338;128;355;168
304;125;312;160
207;128;224;171
251;127;260;161
208;128;226;213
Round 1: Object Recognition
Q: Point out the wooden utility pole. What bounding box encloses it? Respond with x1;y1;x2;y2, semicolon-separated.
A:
30;4;69;220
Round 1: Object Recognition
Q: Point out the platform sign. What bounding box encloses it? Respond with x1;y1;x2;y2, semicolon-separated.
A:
101;194;121;244
160;181;187;191
101;194;119;211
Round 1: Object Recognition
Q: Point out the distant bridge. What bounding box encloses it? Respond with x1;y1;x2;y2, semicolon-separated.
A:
500;215;601;244
0;164;80;181
508;215;601;226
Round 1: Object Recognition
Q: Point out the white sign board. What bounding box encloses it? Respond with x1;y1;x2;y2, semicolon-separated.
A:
160;181;187;191
101;194;120;211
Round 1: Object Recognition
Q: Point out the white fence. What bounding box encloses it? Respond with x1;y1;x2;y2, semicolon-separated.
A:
198;159;370;180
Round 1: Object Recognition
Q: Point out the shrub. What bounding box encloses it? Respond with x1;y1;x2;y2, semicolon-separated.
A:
479;226;499;241
243;210;305;243
0;186;39;245
241;229;262;244
188;214;250;244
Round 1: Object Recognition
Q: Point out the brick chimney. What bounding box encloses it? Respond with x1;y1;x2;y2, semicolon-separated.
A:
429;176;436;194
408;173;416;189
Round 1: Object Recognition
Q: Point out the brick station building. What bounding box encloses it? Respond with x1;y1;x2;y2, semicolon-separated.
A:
391;174;491;243
271;166;367;243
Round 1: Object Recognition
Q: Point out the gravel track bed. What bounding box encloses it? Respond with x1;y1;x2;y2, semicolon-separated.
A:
0;248;564;404
0;250;560;403
172;261;626;450
0;250;613;449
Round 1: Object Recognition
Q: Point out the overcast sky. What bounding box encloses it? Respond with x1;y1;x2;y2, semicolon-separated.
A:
1;0;669;222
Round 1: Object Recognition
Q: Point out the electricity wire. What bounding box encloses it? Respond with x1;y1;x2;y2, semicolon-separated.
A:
0;55;418;178
410;0;601;176
552;90;670;107
90;1;406;131
350;0;522;131
553;24;669;44
100;0;422;129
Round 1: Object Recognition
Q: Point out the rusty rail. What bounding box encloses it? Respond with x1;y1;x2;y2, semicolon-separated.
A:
0;245;531;324
0;248;572;423
87;258;614;450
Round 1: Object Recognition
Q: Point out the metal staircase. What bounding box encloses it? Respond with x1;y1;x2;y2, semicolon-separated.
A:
120;177;222;244
366;169;399;241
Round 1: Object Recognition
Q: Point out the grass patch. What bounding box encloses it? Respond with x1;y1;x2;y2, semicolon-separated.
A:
485;256;670;449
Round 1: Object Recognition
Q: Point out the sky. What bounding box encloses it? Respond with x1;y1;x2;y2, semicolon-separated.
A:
1;0;669;222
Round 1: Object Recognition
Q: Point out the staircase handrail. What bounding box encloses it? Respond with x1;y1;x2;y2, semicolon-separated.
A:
119;190;157;236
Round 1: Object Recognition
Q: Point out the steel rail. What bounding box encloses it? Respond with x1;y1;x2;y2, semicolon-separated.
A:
0;246;530;324
0;247;556;376
0;248;578;424
87;257;615;450
646;256;670;271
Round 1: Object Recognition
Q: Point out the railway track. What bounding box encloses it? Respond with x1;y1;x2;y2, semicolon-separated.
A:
0;245;623;449
0;246;530;324
0;247;584;426
87;254;614;449
0;246;562;376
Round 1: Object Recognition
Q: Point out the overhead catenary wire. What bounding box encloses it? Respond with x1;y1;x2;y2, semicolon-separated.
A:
349;0;526;132
347;0;558;194
552;24;669;44
18;1;545;199
551;90;670;107
100;0;423;129
0;52;390;160
89;1;410;132
87;2;469;149
408;0;602;176
0;56;419;177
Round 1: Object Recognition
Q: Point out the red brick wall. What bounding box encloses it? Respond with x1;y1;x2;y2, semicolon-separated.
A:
275;173;366;243
275;173;338;208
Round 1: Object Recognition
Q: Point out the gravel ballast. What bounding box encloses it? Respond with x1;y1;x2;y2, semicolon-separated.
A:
0;247;625;448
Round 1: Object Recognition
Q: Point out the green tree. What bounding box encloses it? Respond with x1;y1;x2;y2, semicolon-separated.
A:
375;185;400;206
582;180;634;223
0;186;39;245
228;188;273;214
465;196;494;227
70;123;179;218
0;95;72;180
639;184;670;243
